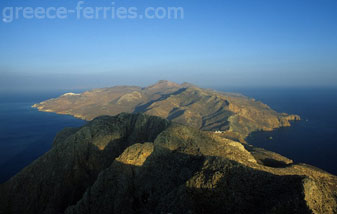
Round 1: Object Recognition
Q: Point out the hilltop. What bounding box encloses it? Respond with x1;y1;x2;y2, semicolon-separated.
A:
0;113;336;214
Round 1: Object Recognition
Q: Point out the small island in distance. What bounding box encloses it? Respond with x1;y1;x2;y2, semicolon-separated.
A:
1;81;336;214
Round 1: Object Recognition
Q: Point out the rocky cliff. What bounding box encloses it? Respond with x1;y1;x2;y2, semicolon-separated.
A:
32;81;300;140
1;113;336;214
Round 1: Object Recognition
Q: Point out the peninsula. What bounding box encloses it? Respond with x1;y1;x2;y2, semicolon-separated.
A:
32;80;300;141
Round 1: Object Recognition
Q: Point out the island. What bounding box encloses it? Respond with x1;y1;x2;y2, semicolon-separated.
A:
32;80;300;142
1;81;336;214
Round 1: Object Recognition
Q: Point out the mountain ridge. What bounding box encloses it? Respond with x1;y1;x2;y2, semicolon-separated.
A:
32;81;300;141
1;113;336;214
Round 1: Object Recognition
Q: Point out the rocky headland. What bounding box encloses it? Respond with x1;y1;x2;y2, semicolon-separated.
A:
0;113;336;214
3;81;333;214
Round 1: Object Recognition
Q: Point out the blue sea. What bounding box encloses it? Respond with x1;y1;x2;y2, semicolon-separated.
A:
0;88;336;183
224;88;337;175
0;91;86;183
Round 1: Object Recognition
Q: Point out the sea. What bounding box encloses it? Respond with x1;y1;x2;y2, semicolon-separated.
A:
0;91;86;183
0;88;336;183
221;87;337;175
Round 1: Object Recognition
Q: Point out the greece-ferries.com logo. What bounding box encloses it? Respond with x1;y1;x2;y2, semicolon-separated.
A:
2;1;184;23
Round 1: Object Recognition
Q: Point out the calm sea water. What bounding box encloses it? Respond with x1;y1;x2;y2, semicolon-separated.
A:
0;88;336;183
0;91;85;183
222;88;337;175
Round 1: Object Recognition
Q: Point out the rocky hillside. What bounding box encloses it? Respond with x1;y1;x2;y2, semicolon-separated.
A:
32;80;300;140
1;113;336;214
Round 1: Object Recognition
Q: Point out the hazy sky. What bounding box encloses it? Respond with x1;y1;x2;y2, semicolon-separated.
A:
1;0;337;91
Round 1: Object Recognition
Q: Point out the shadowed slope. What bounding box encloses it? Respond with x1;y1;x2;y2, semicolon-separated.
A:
0;113;169;214
1;113;336;214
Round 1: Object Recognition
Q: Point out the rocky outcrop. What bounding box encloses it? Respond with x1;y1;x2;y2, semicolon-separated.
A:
1;113;336;214
32;81;300;139
0;113;169;214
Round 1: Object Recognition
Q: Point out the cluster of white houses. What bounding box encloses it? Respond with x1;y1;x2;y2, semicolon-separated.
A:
214;130;225;134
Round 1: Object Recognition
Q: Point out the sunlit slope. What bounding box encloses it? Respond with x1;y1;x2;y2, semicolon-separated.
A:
1;113;335;214
33;80;300;139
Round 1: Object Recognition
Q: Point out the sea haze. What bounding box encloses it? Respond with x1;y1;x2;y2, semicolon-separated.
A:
225;87;337;175
0;91;86;183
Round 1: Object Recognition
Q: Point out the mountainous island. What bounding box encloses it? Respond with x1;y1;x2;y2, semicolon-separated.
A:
1;81;336;214
32;80;300;141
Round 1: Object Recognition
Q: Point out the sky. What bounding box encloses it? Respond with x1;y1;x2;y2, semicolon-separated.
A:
0;0;337;91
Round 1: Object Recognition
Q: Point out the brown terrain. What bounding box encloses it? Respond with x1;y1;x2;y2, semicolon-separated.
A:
32;80;300;141
0;113;336;214
2;81;335;214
